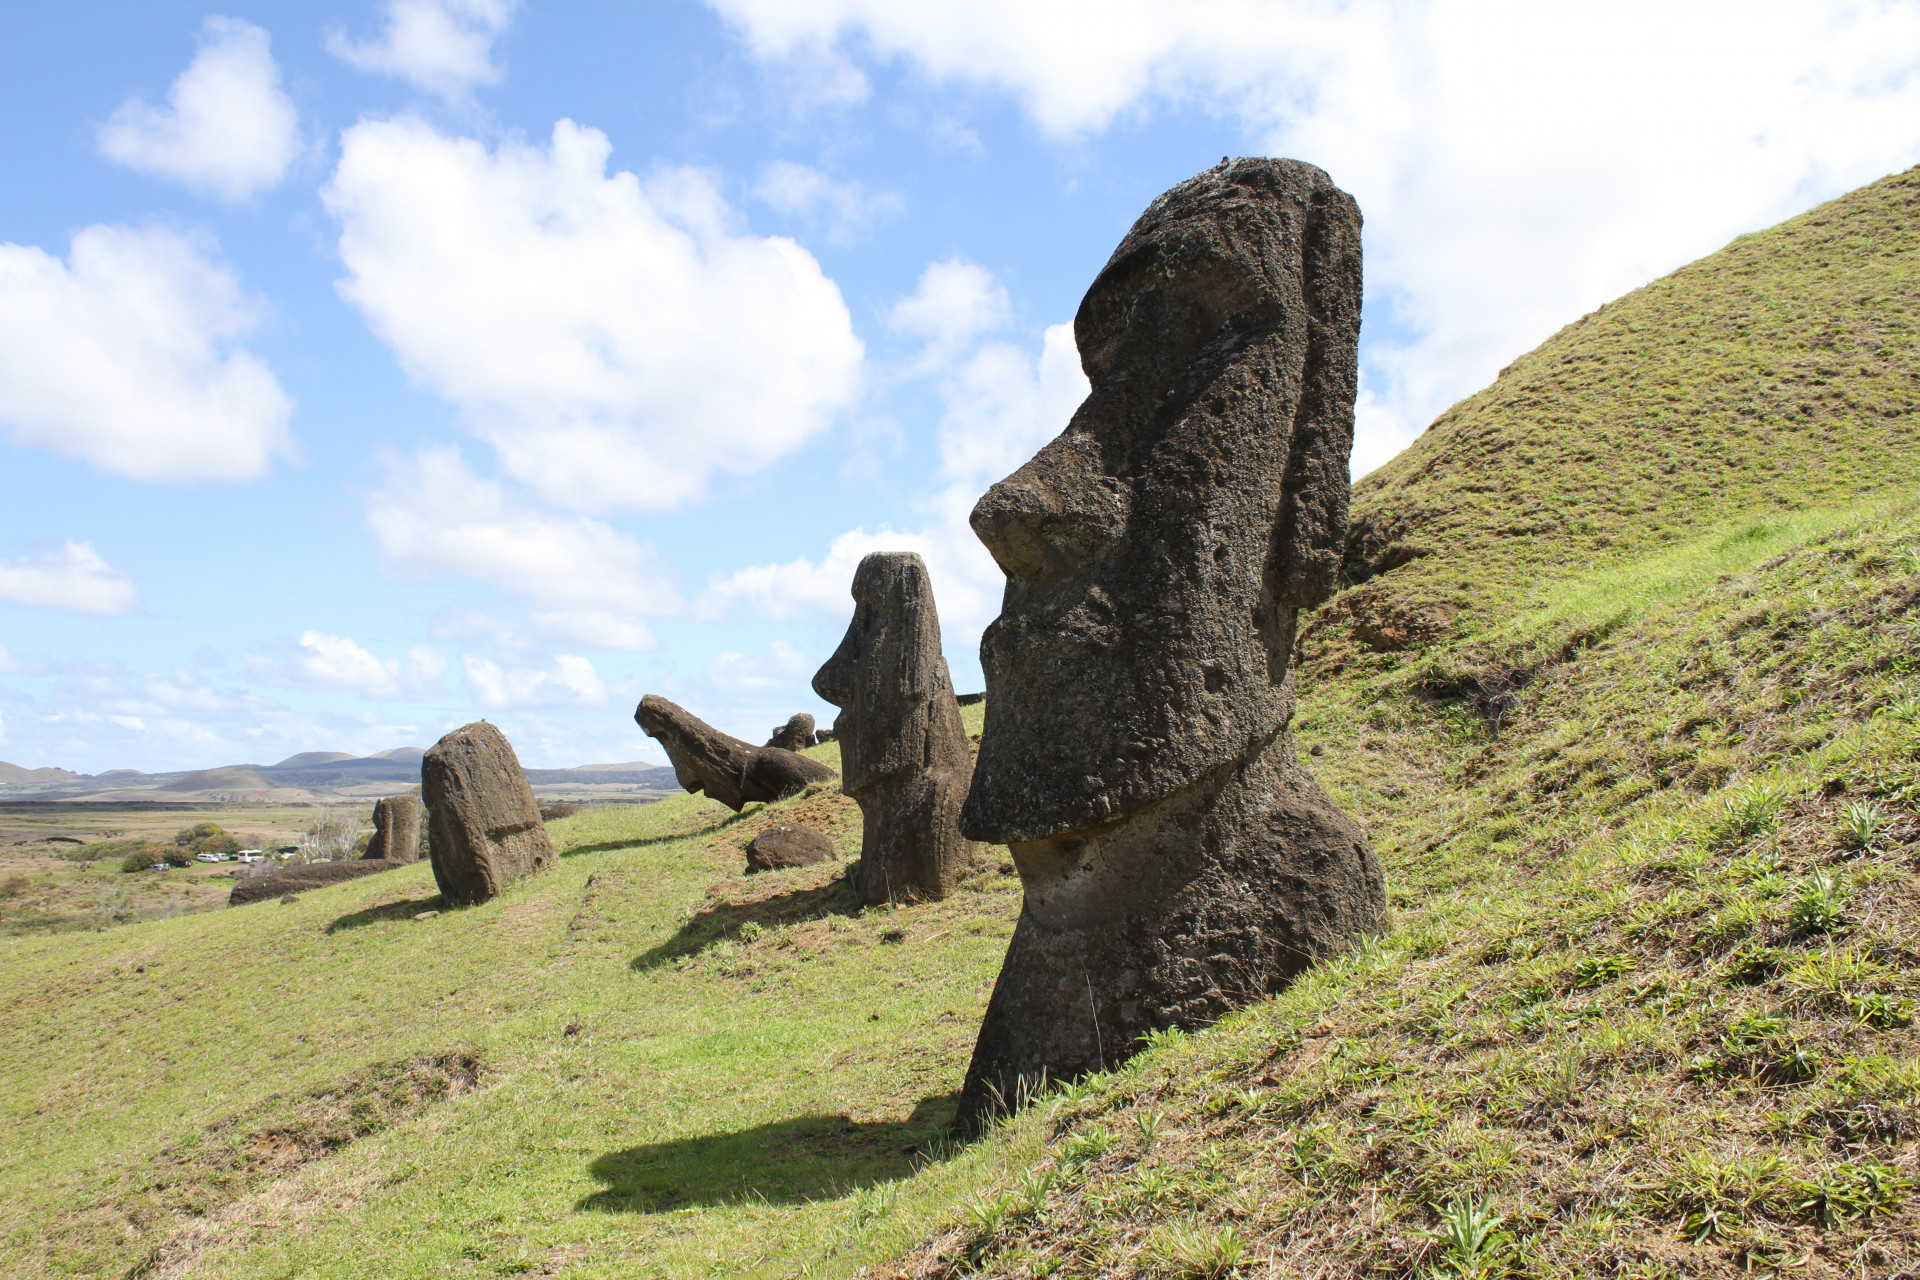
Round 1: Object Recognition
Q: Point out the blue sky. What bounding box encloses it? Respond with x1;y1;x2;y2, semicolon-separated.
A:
3;0;1919;773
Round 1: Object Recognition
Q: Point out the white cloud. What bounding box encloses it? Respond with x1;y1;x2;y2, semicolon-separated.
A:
710;0;1920;471
888;256;1012;369
703;267;1088;648
247;632;446;698
755;160;904;243
325;117;864;512
0;225;293;482
328;0;517;102
0;542;141;617
464;653;605;708
0;642;42;675
367;447;677;649
96;17;300;200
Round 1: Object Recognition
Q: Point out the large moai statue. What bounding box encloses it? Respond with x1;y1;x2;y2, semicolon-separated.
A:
954;158;1387;1134
766;713;816;752
363;793;422;863
422;721;556;907
634;695;836;810
813;552;978;904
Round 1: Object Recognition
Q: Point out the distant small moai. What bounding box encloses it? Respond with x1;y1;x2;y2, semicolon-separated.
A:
813;551;978;904
421;722;555;907
954;158;1386;1135
766;713;816;752
363;794;422;863
634;695;835;810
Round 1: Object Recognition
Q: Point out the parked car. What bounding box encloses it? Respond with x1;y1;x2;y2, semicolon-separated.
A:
236;850;266;863
195;851;231;863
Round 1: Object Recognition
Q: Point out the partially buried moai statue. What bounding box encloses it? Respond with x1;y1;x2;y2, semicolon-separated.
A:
363;793;421;863
813;551;978;903
954;157;1387;1134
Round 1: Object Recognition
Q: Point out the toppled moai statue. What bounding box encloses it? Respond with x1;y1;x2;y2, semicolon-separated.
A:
230;859;400;906
363;794;422;862
421;721;556;907
745;823;835;872
766;713;816;752
954;158;1386;1135
813;552;978;904
634;695;835;810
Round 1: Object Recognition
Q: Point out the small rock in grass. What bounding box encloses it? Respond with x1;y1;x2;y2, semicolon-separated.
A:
564;1020;583;1036
280;894;300;905
413;910;439;920
880;928;906;943
745;824;834;873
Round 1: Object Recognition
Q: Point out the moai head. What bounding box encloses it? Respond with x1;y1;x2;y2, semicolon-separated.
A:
813;551;963;796
961;158;1363;845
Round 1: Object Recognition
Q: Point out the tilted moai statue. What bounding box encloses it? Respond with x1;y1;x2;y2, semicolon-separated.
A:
634;695;835;811
954;158;1387;1134
813;552;979;904
766;713;816;752
363;793;422;862
422;721;556;907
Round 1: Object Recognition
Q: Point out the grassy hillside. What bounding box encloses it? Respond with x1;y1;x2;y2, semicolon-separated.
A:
860;169;1920;1277
0;720;1039;1279
4;168;1918;1279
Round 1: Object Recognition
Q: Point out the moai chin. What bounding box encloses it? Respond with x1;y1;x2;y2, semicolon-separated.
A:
813;551;978;904
954;158;1387;1134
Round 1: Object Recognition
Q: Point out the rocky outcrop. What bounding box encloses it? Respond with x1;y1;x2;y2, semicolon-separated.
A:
955;157;1387;1135
421;722;556;908
745;824;836;872
364;794;422;862
230;858;400;906
813;552;978;904
766;714;816;752
633;695;835;810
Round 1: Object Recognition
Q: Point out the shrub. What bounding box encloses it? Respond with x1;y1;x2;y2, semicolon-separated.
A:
121;848;160;873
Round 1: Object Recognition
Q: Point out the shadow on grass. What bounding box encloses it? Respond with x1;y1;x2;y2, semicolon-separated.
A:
325;895;446;933
629;871;863;971
578;1092;961;1213
559;803;765;859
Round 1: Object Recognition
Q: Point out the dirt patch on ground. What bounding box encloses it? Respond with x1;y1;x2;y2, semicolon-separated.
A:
66;1050;482;1279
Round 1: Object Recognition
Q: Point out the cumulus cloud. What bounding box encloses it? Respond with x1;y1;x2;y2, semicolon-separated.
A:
463;653;605;708
0;542;141;617
328;0;517;101
703;264;1088;649
709;0;1920;471
96;17;300;201
0;225;293;482
325;117;864;512
755;160;904;243
367;447;677;650
246;631;446;698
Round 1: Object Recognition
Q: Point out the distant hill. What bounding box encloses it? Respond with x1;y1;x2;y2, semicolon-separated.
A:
159;767;281;793
272;751;359;768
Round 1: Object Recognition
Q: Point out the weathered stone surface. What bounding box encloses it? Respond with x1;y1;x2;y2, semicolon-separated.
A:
634;695;835;810
766;713;816;752
540;801;580;822
421;722;556;907
813;552;978;904
364;794;422;862
745;823;836;872
230;858;400;906
814;728;836;743
955;158;1386;1135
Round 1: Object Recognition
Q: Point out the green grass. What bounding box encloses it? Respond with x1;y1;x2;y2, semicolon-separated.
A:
0;715;1055;1279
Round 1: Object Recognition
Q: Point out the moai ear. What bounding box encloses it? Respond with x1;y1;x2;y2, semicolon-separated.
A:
1269;186;1364;609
